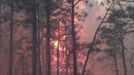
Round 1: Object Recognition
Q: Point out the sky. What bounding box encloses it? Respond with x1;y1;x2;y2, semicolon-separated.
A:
79;0;106;43
78;1;116;75
79;1;134;75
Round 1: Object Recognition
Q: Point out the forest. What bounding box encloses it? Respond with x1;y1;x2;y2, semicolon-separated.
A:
0;0;134;75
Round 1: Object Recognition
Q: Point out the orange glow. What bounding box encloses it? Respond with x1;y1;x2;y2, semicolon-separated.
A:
53;40;66;52
53;40;58;49
49;0;87;73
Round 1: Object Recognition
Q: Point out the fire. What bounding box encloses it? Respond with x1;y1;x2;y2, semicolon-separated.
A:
53;40;58;49
50;0;88;73
53;40;66;52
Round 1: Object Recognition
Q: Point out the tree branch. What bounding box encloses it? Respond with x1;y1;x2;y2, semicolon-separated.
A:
122;0;134;2
125;30;134;34
81;2;114;75
130;52;134;68
74;0;83;7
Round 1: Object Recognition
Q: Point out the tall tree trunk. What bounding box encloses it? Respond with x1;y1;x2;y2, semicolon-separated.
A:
22;55;25;75
71;0;77;75
0;0;1;50
45;0;51;75
26;50;29;75
37;4;42;75
120;29;127;75
65;23;68;75
112;43;119;75
57;25;60;75
118;4;128;75
9;0;14;75
31;0;38;75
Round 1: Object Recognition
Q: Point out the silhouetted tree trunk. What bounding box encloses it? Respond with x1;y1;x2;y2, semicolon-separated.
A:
112;43;119;75
57;25;60;75
0;0;1;50
25;54;28;75
9;0;14;75
130;52;134;68
71;0;77;75
65;22;68;75
45;0;51;75
37;4;42;75
120;27;127;75
31;0;38;75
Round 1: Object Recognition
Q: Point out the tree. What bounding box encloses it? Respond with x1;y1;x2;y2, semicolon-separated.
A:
9;0;14;75
82;2;114;75
71;0;78;75
97;1;134;75
0;0;1;48
36;3;42;75
0;0;1;51
45;0;51;75
31;0;38;75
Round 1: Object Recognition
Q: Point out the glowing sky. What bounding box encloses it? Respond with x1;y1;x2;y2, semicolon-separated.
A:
79;0;106;43
78;2;114;74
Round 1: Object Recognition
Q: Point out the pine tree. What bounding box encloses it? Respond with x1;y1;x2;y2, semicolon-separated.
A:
0;0;1;51
31;0;38;75
45;0;51;75
71;0;77;75
9;0;14;75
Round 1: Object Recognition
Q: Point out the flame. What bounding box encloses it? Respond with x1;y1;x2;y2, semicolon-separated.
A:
50;0;88;73
53;40;58;49
53;40;66;52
